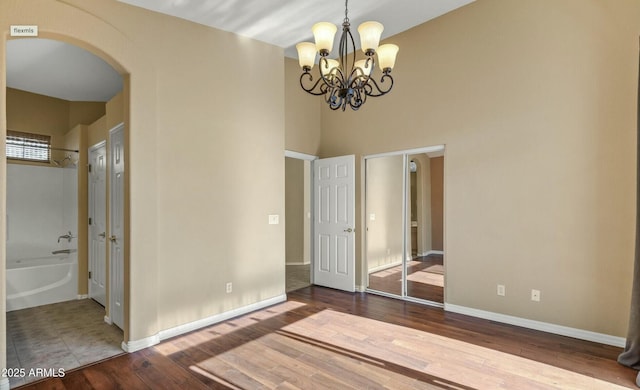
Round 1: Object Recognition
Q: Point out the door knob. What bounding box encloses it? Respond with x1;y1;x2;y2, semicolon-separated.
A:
99;232;106;238
109;235;117;243
344;228;353;233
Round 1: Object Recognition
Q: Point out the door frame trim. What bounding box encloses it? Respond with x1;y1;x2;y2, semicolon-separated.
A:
88;140;107;307
108;122;126;330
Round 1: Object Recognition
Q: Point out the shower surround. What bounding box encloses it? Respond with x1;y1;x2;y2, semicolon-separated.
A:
5;163;78;311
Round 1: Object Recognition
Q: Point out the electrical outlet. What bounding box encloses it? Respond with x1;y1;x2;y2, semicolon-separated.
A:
226;282;232;293
531;289;541;302
497;284;505;297
268;214;279;224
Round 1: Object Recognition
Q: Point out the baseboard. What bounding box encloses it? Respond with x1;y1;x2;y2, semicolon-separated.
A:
422;250;444;256
286;261;311;266
368;261;403;274
77;294;88;300
445;303;626;348
159;294;287;341
104;316;112;325
122;334;160;353
122;294;287;352
355;285;366;292
0;377;10;390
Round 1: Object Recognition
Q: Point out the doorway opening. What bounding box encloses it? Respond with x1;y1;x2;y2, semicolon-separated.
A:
4;37;126;387
365;146;445;305
284;151;316;292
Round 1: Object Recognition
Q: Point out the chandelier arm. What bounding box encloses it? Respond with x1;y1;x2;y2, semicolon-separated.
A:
350;86;366;110
299;71;329;96
327;88;343;110
363;73;394;97
318;57;346;92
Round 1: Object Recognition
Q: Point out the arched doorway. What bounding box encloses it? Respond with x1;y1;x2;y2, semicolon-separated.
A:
3;36;130;387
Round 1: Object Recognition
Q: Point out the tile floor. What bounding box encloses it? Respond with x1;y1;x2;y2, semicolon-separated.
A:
6;299;124;388
286;263;311;292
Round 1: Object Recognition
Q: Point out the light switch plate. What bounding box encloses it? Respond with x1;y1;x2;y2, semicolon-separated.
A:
269;214;279;224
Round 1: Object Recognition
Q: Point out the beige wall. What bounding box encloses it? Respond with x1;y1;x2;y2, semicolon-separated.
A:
321;0;640;336
365;155;405;272
6;87;105;164
284;58;321;155
69;101;106;130
1;0;285;362
430;157;444;251
285;157;304;264
88;116;107;148
318;0;640;337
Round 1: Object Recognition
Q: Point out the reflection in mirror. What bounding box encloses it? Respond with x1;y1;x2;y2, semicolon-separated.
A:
365;154;405;296
405;153;444;303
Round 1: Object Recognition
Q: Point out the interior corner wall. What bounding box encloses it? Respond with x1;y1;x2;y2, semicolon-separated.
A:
285;157;304;264
284;57;321;156
69;101;106;129
1;0;285;348
430;157;444;251
319;0;640;337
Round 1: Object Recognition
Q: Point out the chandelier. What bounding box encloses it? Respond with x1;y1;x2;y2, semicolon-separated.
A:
295;0;399;111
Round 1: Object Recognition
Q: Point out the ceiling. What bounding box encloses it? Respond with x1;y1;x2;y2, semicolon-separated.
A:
6;39;123;102
6;0;474;102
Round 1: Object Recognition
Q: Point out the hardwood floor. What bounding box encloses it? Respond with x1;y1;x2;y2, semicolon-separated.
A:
369;254;444;303
17;286;637;389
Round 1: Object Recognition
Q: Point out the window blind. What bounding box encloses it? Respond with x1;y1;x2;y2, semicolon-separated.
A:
6;130;51;162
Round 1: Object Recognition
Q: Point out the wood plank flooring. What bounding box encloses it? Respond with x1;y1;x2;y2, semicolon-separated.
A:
16;286;638;389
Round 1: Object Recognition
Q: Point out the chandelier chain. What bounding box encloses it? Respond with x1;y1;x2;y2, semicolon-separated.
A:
344;0;349;24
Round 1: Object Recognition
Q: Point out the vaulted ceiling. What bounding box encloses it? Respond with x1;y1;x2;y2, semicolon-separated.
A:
6;0;474;101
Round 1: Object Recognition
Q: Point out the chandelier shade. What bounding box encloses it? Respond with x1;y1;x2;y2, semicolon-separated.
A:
357;21;383;53
376;44;399;71
296;0;399;111
312;22;338;54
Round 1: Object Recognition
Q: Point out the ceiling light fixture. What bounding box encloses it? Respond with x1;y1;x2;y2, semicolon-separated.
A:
295;0;399;111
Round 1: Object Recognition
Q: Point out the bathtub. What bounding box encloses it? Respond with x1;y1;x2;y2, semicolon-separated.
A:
6;252;78;312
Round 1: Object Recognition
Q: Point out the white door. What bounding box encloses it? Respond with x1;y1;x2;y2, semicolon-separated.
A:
313;155;355;292
109;123;125;329
88;142;107;306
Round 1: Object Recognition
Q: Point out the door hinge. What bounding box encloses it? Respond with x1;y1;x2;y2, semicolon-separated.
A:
88;164;92;172
88;271;92;279
89;217;92;225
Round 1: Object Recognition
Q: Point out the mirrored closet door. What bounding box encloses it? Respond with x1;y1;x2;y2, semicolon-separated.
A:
365;147;445;305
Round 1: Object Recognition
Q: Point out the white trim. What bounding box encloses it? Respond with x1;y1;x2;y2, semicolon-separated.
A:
286;261;311;266
445;303;626;348
364;145;445;160
104;316;112;325
355;285;366;292
285;150;318;161
122;294;287;352
367;260;403;274
122;334;159;353
89;140;106;152
0;377;10;390
159;294;286;341
425;250;444;256
77;294;88;300
404;295;444;308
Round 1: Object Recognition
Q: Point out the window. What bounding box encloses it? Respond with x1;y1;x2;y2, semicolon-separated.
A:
6;130;51;162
